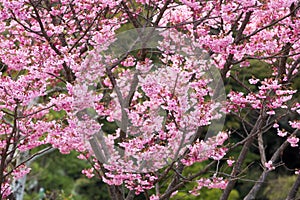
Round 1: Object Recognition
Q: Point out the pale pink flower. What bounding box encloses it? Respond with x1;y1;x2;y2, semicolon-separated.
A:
227;159;235;167
266;110;275;115
150;195;160;200
289;121;300;129
265;161;275;171
82;168;95;178
12;165;31;179
287;136;299;147
277;129;287;137
249;78;259;84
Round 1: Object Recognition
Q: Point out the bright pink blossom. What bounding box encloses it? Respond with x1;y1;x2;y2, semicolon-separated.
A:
287;136;299;147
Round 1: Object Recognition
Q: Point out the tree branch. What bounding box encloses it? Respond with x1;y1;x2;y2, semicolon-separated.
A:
286;173;300;200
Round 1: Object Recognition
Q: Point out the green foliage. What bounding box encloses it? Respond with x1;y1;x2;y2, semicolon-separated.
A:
74;178;110;200
46;109;67;121
171;187;239;200
263;175;300;200
24;151;110;200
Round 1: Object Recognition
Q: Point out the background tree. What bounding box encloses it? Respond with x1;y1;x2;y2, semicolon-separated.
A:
0;0;299;200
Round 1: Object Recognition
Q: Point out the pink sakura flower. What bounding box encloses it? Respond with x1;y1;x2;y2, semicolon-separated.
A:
275;89;296;96
249;78;260;85
240;61;250;67
295;169;300;175
265;161;275;171
1;182;11;199
266;110;275;115
189;188;200;196
182;134;229;166
210;147;227;160
12;165;31;179
77;154;87;160
180;0;201;10
273;123;279;128
291;103;300;114
289;121;300;129
82;168;94;178
216;131;229;145
150;195;160;200
277;129;287;137
227;159;235;167
226;71;231;78
171;190;178;198
103;77;112;87
191;177;228;195
121;56;135;67
209;177;228;189
287;136;299;147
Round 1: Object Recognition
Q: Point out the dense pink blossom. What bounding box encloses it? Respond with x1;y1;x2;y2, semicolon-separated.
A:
0;0;299;199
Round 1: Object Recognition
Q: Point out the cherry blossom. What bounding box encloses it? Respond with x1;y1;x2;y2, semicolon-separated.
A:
277;129;288;137
265;161;275;171
287;136;299;147
227;159;235;167
0;0;299;199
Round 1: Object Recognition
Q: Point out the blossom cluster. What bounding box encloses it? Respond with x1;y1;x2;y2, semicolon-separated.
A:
0;0;299;199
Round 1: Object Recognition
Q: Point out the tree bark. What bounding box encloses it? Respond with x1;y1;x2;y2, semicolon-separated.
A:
220;111;267;200
244;141;289;200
